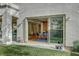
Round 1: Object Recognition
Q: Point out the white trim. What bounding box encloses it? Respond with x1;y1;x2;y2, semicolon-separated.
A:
63;15;66;46
48;17;50;43
25;19;28;43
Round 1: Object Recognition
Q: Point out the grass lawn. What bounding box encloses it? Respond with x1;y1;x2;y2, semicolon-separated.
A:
0;45;78;56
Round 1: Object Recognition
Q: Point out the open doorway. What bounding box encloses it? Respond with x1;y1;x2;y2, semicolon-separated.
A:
12;16;17;42
27;17;48;44
26;14;65;46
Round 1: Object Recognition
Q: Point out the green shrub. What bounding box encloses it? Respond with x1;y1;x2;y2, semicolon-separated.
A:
73;40;79;52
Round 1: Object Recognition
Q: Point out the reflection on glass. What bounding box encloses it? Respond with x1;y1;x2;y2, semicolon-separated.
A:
50;30;63;43
50;16;63;44
50;17;63;29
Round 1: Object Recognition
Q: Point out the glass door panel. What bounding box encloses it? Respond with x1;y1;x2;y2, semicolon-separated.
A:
50;15;64;44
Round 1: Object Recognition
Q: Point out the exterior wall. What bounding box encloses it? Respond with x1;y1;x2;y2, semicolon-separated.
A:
0;3;79;47
17;3;79;46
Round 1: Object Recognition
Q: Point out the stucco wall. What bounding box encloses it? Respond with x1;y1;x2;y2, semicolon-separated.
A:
17;3;79;46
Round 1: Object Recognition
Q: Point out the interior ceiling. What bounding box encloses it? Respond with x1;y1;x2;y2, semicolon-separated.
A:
27;17;48;21
12;16;18;20
12;16;17;23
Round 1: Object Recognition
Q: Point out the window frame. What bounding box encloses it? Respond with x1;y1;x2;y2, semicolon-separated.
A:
48;14;66;45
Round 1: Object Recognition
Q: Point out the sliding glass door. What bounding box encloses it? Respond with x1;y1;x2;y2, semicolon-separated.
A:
49;15;66;44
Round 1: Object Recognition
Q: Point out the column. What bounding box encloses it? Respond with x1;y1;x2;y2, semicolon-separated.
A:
25;19;28;43
2;8;12;44
41;22;43;33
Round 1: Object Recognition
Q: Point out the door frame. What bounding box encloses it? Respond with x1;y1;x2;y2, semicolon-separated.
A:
24;14;66;46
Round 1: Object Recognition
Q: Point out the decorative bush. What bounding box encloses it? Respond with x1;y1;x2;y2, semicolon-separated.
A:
73;40;79;52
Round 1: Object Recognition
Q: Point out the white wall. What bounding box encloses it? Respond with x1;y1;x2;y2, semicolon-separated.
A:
17;3;79;46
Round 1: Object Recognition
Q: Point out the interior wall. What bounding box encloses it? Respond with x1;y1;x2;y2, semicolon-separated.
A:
42;21;48;32
28;18;48;35
28;21;41;35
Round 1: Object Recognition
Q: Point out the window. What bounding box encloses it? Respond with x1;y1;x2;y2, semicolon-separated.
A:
50;16;64;44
